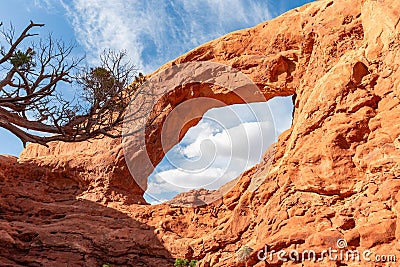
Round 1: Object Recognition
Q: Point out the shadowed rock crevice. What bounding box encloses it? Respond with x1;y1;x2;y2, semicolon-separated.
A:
0;156;173;266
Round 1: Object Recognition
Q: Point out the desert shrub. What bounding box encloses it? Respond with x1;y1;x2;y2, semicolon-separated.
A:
174;258;197;267
236;245;253;263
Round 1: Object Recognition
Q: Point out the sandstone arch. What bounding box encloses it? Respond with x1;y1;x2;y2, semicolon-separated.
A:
20;0;400;204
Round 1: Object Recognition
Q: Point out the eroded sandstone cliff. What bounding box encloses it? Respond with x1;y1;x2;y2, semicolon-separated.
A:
1;0;400;266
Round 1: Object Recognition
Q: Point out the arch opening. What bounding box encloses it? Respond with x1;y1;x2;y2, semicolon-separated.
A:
122;61;297;206
144;96;294;204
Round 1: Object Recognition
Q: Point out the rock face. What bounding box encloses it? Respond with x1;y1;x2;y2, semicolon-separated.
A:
0;155;171;266
19;138;145;205
1;0;400;266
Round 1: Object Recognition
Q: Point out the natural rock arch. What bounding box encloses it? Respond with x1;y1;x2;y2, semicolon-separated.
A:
122;60;297;193
20;0;400;208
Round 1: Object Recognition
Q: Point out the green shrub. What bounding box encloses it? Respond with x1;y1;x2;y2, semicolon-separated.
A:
10;49;36;70
174;258;197;267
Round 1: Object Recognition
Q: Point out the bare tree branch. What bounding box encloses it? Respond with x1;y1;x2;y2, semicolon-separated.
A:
0;21;146;146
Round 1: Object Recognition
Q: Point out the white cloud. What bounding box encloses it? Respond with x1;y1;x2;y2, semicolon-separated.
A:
34;0;52;9
146;166;239;200
154;167;225;189
145;102;281;203
179;103;276;166
59;0;272;72
146;198;169;205
181;120;274;165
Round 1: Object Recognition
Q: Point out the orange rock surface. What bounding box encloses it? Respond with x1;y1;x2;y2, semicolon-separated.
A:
1;0;400;266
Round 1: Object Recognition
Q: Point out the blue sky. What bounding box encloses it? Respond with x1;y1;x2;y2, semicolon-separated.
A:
0;0;313;202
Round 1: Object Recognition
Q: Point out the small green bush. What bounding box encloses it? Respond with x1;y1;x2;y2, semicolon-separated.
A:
10;49;36;70
174;258;197;267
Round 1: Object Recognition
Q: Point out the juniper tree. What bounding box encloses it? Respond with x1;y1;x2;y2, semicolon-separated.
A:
0;21;145;146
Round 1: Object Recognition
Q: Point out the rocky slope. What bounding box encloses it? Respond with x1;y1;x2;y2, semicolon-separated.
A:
1;0;400;266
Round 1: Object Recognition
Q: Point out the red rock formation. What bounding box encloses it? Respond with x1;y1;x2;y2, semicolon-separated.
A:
19;138;145;205
1;0;400;266
0;156;172;266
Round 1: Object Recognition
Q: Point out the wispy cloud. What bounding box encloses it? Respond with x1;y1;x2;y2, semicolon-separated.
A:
33;0;52;9
60;0;272;72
